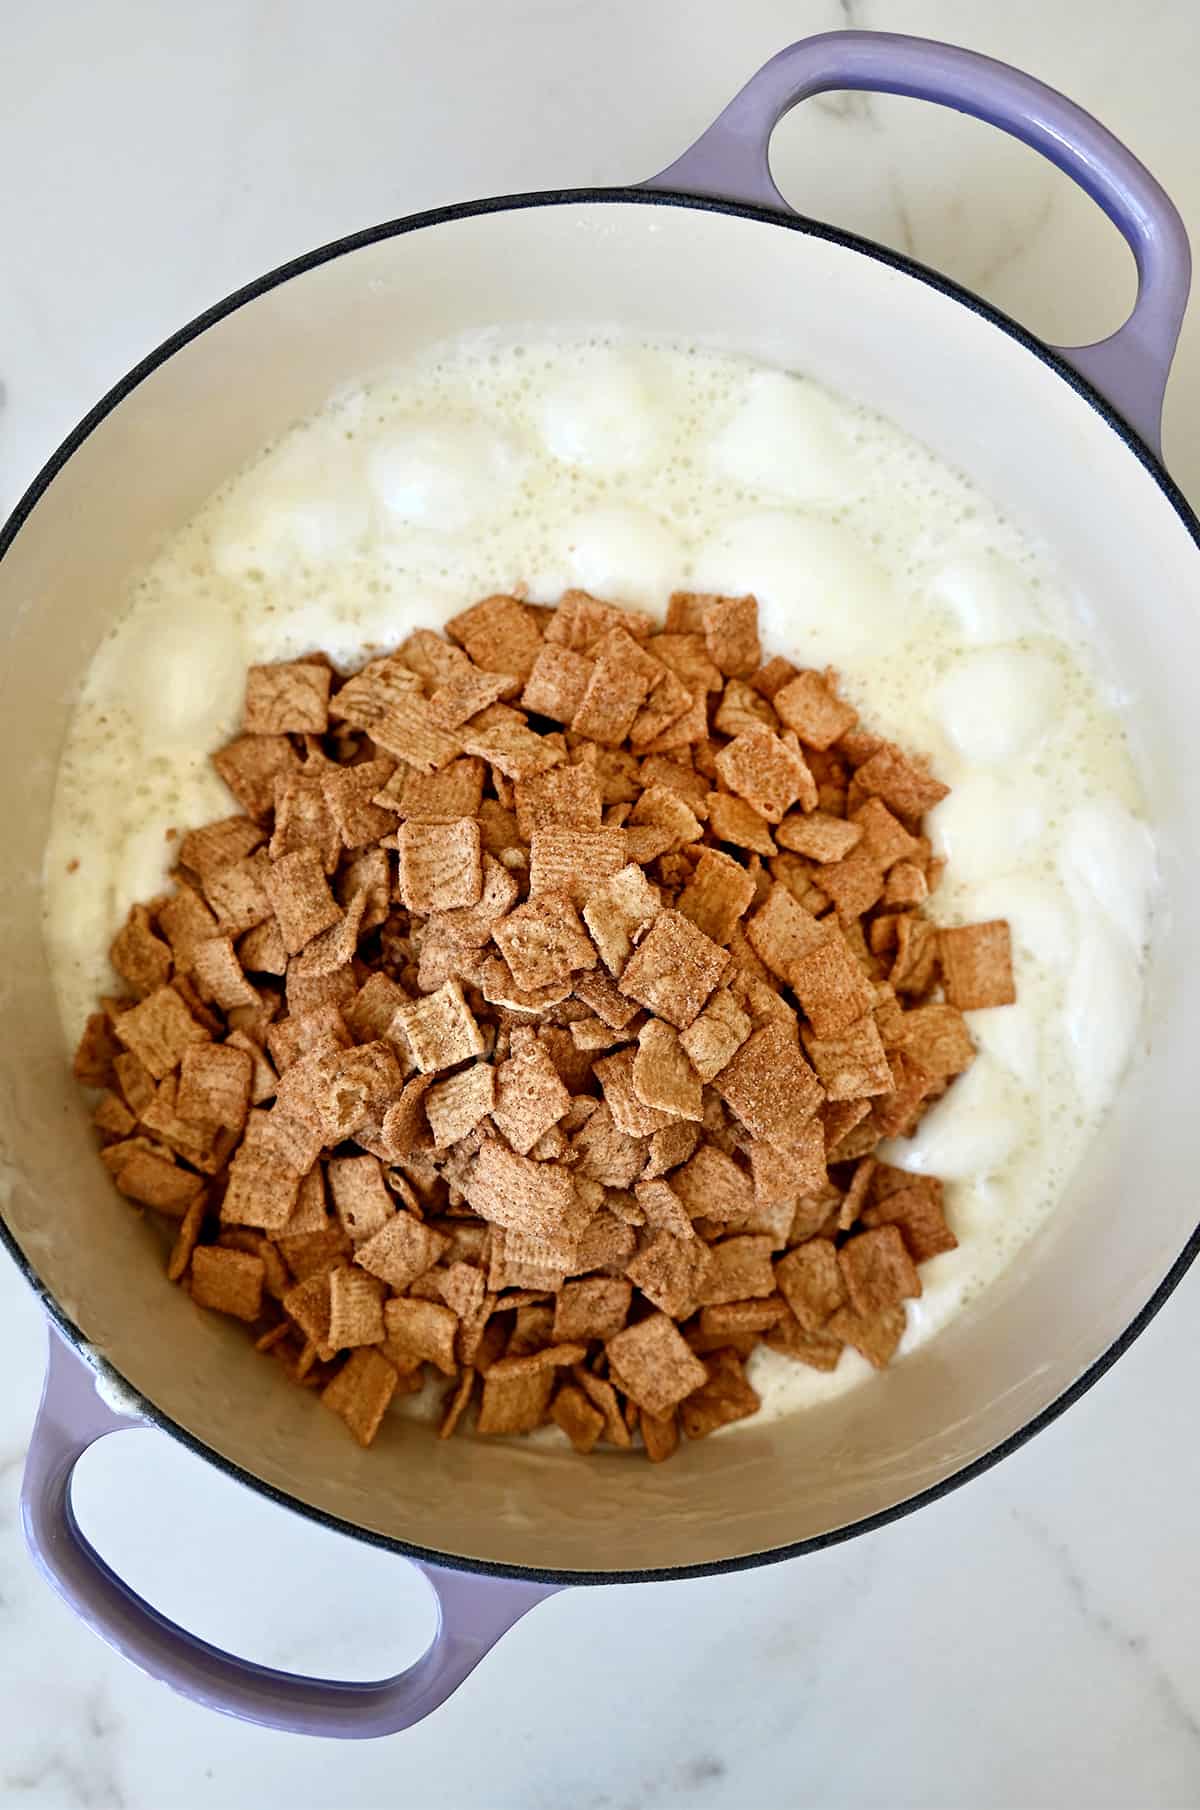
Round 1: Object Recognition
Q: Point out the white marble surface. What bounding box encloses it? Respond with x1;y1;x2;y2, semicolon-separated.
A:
3;1;1200;1804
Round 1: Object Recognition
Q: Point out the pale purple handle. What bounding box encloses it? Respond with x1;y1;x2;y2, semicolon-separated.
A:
646;30;1191;455
21;1330;557;1738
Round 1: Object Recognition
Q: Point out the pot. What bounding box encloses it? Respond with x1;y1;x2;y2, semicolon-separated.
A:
2;30;1197;1739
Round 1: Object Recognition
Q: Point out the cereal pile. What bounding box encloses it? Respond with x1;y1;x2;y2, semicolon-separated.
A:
72;589;1015;1458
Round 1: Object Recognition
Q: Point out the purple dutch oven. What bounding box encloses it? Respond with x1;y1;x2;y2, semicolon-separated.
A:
2;31;1198;1738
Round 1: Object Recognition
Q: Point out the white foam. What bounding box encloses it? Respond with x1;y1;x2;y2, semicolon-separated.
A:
41;329;1152;1431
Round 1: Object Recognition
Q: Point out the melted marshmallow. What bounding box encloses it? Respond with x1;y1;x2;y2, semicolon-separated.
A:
42;329;1153;1428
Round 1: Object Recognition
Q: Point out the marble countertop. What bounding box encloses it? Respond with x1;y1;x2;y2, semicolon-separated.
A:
4;2;1200;1804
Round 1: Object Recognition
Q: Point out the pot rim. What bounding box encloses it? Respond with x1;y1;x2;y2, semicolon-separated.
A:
4;183;1199;1586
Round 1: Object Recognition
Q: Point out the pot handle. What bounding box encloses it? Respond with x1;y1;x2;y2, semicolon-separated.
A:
644;30;1191;456
21;1328;558;1738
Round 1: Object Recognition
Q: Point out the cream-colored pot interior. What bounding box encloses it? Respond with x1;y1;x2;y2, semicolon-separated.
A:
2;198;1197;1576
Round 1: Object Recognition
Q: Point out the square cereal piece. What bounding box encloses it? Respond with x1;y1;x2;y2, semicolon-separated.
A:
652;629;724;695
177;1042;253;1130
813;843;886;921
629;669;694;748
751;1118;826;1200
839;1225;921;1316
189;935;259;1013
853;742;950;818
458;704;562;781
321;1347;398;1447
644;1129;698;1187
702;594;761;678
713;676;777;739
327;1154;394;1243
267;1003;351;1074
397;818;482;913
669;1144;754;1224
827;1303;907;1370
678;988;752;1084
476;1361;555;1435
446;594;544;681
114;985;210;1080
328;1266;387;1348
890;915;940;997
551;1383;606;1454
573;969;643;1031
581;862;662;975
395;628;472;688
745;882;829;985
529;827;627;907
479;957;571;1016
212;734;300;822
203;852;275;936
862;1180;957;1263
73;1011;121;1087
396;982;486;1076
626;785;702;855
570;1101;648;1190
594;1047;674;1138
492;1029;571;1155
139;1076;228;1172
901;1003;976;1078
853;796;921;871
714;726;816;824
463;1138;593;1247
801;1015;892;1101
572;1367;633;1447
431;855;519;951
220;1145;301;1232
626;1230;714;1319
698;1298;786;1338
938;920;1016;1010
520;644;596;724
243;659;331;735
774;1238;846;1330
632;1019;703;1122
773;670;858;751
488;1226;567;1294
573;1206;637;1274
546;588;655;652
553;1276;632;1343
775;811;863;864
883;861;929;910
707;792;777;857
427;666;519;731
370;692;464;774
190;1245;264;1322
514;763;603;840
384;1297;460;1377
319;758;397;850
676;848;755;946
618;910;728;1030
263;850;342;955
605;1313;707;1418
238;916;288;976
378;756;486;823
493;890;598;993
636;686;708;755
790;934;877;1039
114;1146;205;1215
698;1235;777;1305
570;628;661;745
93;1090;137;1140
679;1349;760;1440
764;1306;845;1370
269;773;341;875
750;654;798;701
110;905;173;998
355;1211;449;1289
329;654;422;733
178;816;265;883
279;1040;404;1143
426;1061;497;1148
438;1260;486;1323
155;886;221;984
716;1023;824;1148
